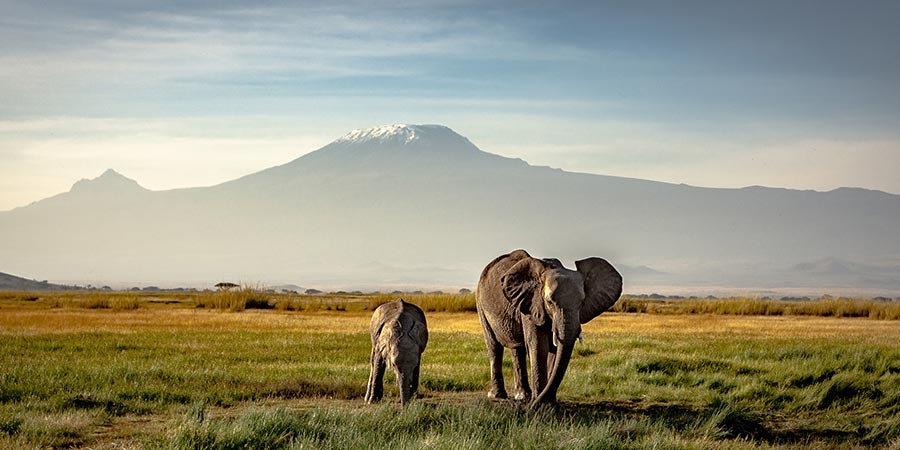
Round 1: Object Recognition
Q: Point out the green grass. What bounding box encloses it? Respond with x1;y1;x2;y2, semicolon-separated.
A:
1;295;899;448
167;400;782;450
2;329;899;448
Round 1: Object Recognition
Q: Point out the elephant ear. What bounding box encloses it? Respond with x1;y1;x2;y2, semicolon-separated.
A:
576;257;623;324
541;258;564;269
501;258;547;326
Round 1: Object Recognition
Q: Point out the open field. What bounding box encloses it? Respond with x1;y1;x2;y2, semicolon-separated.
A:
1;292;899;449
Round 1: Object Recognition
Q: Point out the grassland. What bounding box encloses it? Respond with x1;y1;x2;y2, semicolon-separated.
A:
0;291;899;449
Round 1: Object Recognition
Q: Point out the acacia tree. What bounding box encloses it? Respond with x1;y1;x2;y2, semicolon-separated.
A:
214;282;239;291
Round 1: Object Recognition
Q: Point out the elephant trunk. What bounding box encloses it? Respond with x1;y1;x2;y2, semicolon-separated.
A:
558;315;582;345
532;318;579;408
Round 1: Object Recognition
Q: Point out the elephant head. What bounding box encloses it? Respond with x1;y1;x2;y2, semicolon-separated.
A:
365;299;428;406
500;255;622;406
390;318;428;405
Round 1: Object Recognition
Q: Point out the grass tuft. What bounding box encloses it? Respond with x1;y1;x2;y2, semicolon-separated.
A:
701;398;768;440
0;414;22;435
193;288;274;311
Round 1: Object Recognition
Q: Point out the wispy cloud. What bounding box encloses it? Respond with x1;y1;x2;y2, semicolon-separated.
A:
1;1;592;118
1;1;899;210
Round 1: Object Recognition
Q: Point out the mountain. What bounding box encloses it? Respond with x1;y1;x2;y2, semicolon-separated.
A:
0;271;77;291
267;284;307;293
784;257;900;288
2;124;899;293
22;169;149;209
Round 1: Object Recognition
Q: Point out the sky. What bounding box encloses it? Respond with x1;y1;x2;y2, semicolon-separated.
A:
2;0;899;211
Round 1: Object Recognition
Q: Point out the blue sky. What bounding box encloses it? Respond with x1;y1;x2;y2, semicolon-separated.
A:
2;0;899;210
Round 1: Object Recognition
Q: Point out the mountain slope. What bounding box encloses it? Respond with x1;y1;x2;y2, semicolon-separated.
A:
0;271;76;291
1;124;899;291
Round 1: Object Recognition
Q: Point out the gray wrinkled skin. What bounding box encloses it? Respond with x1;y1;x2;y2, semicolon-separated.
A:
476;249;622;409
365;299;429;405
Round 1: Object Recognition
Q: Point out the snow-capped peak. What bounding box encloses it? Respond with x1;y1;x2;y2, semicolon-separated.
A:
334;124;453;145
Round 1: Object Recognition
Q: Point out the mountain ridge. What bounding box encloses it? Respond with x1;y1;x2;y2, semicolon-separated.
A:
18;124;898;204
0;271;78;291
2;124;898;293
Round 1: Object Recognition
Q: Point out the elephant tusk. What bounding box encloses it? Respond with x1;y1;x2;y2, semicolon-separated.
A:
552;330;560;348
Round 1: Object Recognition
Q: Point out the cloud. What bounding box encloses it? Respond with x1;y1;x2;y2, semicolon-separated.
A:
2;1;899;210
1;1;592;119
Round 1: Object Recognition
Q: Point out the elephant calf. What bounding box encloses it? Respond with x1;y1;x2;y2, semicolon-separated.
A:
365;299;428;405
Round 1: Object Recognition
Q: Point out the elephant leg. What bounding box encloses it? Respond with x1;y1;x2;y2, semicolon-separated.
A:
411;363;421;399
394;366;409;405
479;310;508;399
512;346;531;401
365;349;386;404
524;324;550;395
478;320;509;399
486;340;507;399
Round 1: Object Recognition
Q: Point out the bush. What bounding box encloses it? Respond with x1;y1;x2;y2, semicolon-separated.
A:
194;288;272;311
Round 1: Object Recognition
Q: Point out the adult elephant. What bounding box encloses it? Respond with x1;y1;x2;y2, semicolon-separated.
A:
476;249;622;408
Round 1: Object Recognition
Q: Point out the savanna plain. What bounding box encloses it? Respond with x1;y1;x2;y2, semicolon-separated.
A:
1;291;899;449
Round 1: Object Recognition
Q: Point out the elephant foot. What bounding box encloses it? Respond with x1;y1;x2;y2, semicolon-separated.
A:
487;387;508;400
365;391;383;404
513;390;531;401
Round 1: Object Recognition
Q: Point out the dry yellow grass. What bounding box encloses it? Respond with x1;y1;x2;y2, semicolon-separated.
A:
3;303;899;344
2;291;898;351
587;313;900;342
614;296;900;319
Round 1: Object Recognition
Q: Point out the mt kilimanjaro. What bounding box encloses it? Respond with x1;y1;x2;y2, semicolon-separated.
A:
2;124;899;293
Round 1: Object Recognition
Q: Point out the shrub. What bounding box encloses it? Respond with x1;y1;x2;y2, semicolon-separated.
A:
194;288;272;311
